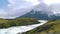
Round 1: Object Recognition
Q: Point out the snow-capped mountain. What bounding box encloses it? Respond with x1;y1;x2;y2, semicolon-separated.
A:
19;9;60;20
0;0;60;19
19;10;49;20
32;1;60;17
19;1;60;20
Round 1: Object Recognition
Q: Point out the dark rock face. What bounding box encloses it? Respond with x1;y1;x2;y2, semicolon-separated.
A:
17;33;20;34
19;10;60;20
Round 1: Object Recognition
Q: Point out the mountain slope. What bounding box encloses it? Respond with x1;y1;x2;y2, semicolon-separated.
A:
19;10;60;20
22;20;60;34
0;18;40;28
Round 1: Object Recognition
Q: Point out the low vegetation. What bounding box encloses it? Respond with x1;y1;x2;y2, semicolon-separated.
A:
0;18;40;28
22;20;60;34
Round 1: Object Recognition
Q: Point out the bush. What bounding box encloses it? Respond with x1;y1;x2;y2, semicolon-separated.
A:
0;18;40;28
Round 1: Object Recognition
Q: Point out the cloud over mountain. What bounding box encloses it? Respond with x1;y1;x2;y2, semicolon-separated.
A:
0;0;60;19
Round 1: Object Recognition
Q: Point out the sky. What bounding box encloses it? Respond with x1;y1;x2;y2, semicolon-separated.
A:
43;0;60;5
0;0;60;19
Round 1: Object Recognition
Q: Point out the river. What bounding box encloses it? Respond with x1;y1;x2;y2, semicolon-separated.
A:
0;20;48;34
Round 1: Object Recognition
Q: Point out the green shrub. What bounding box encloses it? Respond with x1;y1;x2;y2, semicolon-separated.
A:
0;18;40;28
22;20;60;34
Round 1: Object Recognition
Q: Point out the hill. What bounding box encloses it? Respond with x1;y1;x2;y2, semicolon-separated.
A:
0;18;40;28
22;20;60;34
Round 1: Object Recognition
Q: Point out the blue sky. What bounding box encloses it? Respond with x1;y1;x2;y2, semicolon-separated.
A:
0;0;10;9
0;0;60;19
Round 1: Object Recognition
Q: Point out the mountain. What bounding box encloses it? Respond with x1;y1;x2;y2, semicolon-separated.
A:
19;10;60;20
48;4;60;16
20;10;49;20
19;2;60;20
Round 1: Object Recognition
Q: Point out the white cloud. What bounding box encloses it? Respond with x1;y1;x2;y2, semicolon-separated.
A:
50;4;60;16
8;4;11;7
0;0;60;19
8;0;40;10
33;0;60;17
43;0;60;5
26;0;40;5
5;0;40;19
0;9;8;19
